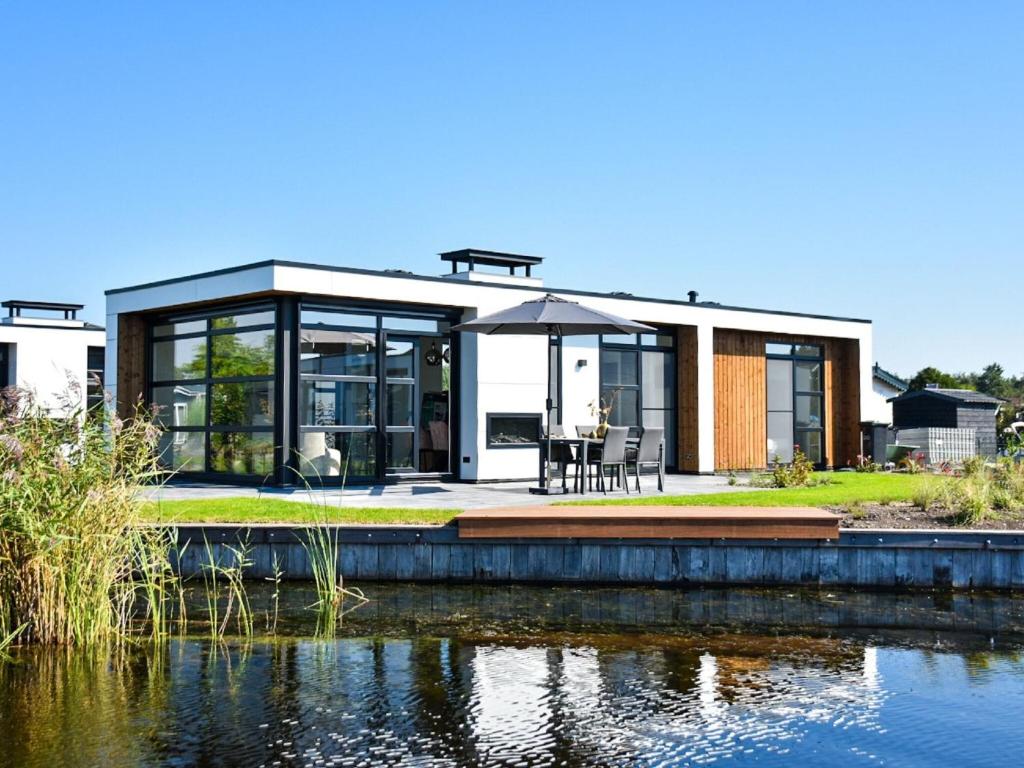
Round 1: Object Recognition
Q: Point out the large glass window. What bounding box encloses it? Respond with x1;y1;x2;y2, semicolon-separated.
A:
298;305;453;481
599;331;676;467
548;336;561;427
0;344;10;389
766;342;825;465
86;346;105;415
152;337;207;381
150;304;276;477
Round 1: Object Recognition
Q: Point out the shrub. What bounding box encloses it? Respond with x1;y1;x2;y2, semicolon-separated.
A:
770;447;816;488
900;452;925;474
912;479;942;511
961;455;987;479
948;482;991;526
925;457;1024;526
854;454;882;473
845;501;867;520
0;384;167;646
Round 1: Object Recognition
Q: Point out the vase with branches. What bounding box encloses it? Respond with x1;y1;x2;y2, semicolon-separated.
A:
587;388;621;438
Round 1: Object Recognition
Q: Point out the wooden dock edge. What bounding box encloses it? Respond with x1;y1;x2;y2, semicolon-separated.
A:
456;506;841;541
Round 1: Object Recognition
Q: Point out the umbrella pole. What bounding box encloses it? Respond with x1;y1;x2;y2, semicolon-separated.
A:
545;331;556;490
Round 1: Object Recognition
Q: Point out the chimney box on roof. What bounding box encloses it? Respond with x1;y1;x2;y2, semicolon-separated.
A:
439;248;544;287
1;299;88;328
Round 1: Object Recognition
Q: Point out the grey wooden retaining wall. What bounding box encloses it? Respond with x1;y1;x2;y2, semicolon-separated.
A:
171;525;1024;591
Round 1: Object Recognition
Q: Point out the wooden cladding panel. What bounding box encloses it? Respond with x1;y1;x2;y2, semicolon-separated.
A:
713;330;861;470
832;338;862;467
714;330;767;470
116;313;147;419
676;326;699;472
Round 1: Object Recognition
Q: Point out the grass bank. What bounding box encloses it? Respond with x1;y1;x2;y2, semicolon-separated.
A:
141;498;459;525
561;472;928;508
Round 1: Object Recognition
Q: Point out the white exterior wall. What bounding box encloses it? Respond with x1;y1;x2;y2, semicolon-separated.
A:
869;379;903;425
106;262;874;479
0;321;105;414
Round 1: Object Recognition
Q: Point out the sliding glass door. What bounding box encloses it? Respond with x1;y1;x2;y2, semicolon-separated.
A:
298;305;452;482
298;309;379;480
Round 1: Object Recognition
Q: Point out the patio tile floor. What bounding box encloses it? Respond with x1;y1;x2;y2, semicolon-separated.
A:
147;474;741;510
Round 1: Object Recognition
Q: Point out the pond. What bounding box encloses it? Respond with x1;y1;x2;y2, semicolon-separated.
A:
3;584;1024;767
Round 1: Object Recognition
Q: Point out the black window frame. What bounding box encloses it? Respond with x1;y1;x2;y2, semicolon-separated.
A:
297;299;459;483
0;343;9;390
86;345;105;416
765;341;826;467
598;330;677;468
549;335;563;428
149;301;278;480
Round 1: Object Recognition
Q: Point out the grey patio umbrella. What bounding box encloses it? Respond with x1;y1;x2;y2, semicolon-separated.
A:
452;294;656;494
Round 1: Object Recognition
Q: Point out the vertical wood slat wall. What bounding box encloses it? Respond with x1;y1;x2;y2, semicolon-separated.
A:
832;338;862;466
713;329;861;470
713;330;768;469
676;326;699;472
116;313;147;420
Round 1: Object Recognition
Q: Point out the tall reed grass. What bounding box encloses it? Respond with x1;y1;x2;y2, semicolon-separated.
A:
199;537;254;640
0;384;170;646
0;380;372;650
301;519;368;636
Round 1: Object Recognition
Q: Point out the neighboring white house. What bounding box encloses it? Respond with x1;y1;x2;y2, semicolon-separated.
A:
869;363;908;425
0;300;106;414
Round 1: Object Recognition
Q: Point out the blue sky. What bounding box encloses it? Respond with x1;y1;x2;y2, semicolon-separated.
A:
2;2;1021;376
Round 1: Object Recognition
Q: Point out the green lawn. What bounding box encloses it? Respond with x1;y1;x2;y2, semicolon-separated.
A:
140;497;460;525
139;473;927;524
560;472;927;508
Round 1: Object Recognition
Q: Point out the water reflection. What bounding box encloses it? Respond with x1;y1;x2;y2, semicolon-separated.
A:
3;585;1024;767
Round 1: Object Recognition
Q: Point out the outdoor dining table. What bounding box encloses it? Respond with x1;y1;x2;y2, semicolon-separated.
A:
538;435;641;495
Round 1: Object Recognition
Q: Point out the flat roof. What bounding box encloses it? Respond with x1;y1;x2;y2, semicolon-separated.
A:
105;258;871;324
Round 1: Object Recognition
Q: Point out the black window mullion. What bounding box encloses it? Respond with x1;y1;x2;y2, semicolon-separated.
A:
203;317;213;472
376;318;386;479
766;342;826;466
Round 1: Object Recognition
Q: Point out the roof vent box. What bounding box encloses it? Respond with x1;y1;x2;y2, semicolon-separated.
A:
1;300;88;328
439;249;543;287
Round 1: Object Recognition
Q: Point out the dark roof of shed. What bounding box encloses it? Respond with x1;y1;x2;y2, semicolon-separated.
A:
888;388;1005;405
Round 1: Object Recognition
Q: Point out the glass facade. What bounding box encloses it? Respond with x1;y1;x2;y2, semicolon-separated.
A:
145;296;702;482
599;332;677;468
766;342;825;465
150;305;276;477
298;305;452;481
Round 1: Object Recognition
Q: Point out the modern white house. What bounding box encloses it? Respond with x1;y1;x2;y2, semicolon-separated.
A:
0;300;106;414
105;249;874;484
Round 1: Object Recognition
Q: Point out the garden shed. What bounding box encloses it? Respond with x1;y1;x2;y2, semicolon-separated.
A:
889;387;1003;458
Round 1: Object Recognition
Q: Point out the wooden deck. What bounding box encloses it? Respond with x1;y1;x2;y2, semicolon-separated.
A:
456;506;840;540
